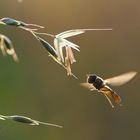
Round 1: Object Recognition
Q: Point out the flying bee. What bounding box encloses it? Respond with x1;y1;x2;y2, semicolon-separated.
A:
80;71;137;108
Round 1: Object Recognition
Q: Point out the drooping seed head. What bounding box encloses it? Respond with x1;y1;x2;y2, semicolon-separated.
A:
0;17;26;27
10;115;39;125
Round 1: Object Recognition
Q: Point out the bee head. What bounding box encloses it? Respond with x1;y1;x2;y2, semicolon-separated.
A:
87;74;97;83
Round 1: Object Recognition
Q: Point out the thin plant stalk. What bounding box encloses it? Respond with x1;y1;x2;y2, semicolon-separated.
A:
0;114;62;128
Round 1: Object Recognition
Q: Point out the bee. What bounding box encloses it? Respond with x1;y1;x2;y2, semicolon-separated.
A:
80;71;137;108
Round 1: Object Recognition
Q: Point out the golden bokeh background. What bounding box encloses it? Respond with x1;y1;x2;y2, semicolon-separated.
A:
0;0;139;140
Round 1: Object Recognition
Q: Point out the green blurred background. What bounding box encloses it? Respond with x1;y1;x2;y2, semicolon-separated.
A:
0;0;139;140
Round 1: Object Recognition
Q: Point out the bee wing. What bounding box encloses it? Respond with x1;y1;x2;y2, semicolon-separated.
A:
80;83;96;91
104;71;137;86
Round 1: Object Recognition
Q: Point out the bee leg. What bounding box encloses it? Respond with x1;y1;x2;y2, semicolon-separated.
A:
103;93;114;108
90;88;95;91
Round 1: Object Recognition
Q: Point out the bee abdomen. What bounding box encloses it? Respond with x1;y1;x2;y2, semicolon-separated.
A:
101;87;121;104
